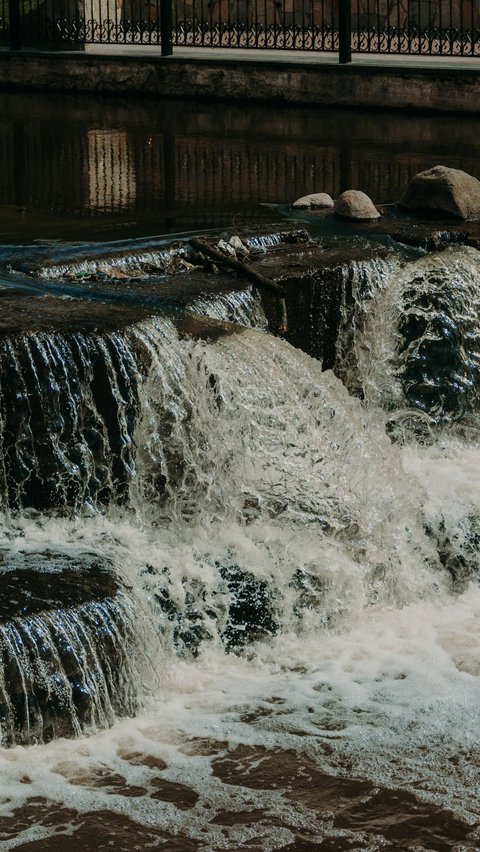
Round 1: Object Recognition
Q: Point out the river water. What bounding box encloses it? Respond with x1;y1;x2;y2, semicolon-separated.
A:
0;245;476;849
1;91;480;241
0;94;479;850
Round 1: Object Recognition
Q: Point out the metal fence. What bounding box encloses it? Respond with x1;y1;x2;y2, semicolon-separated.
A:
351;0;480;55
172;0;340;50
1;0;480;58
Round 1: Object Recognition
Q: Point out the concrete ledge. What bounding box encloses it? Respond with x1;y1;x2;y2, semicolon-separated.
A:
0;49;479;112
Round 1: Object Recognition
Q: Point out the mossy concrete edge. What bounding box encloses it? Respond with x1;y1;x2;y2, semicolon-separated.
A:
0;50;479;113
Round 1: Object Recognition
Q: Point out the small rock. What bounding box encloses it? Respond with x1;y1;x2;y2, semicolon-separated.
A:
229;235;250;257
334;190;380;221
293;192;334;209
217;239;236;255
400;165;480;221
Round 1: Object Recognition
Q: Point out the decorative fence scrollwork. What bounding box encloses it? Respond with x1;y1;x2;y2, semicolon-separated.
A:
1;0;479;58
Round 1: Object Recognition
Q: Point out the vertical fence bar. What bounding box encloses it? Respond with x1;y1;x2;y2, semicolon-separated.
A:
438;0;442;54
459;0;464;55
471;0;475;55
8;0;21;47
338;0;351;61
352;0;358;53
161;0;173;52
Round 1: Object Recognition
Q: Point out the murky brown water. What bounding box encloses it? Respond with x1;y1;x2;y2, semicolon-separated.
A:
1;91;480;242
0;741;476;851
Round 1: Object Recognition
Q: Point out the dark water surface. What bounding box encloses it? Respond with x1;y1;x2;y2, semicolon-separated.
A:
1;91;480;243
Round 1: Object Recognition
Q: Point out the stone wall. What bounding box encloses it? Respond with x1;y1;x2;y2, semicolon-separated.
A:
1;50;480;113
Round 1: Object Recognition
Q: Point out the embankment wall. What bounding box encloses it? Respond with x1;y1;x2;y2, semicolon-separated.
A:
0;50;479;113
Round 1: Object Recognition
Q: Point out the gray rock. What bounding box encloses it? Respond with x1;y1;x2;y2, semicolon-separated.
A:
217;239;236;255
334;190;380;221
229;235;250;257
293;192;334;209
400;166;480;221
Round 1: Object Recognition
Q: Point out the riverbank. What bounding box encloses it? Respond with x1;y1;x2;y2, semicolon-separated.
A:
0;47;480;112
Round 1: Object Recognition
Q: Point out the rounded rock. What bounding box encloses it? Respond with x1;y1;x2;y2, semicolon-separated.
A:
400;165;480;221
334;190;380;221
293;192;334;210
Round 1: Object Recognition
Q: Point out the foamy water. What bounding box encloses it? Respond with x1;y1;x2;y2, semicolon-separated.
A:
0;510;478;848
0;249;479;849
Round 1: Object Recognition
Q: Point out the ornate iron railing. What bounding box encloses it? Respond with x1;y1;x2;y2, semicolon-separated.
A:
1;0;479;58
351;0;480;55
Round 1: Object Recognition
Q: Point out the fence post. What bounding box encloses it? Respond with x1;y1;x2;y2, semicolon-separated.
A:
8;0;21;49
161;0;173;55
338;0;351;63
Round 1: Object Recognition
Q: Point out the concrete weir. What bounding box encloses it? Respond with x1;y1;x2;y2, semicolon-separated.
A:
0;48;479;113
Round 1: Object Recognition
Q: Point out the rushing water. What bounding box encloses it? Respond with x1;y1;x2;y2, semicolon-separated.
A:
0;241;478;850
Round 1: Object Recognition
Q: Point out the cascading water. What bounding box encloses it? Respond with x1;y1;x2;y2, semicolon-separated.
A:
0;242;479;849
0;332;144;511
335;245;480;431
335;245;480;594
0;552;142;746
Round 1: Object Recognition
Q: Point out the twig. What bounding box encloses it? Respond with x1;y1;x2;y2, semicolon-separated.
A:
189;238;286;297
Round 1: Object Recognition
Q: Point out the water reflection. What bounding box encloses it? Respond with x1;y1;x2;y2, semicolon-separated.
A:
0;91;480;241
87;129;136;211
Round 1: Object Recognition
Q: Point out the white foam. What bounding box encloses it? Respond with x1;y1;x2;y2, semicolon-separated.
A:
0;272;479;846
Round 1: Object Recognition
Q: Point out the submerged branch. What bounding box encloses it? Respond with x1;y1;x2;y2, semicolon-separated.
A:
189;237;286;297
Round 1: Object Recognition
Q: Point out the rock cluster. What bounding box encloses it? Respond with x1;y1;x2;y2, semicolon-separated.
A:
293;188;379;220
291;166;480;224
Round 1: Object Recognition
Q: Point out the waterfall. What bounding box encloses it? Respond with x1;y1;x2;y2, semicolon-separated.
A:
335;245;480;431
0;240;479;848
0;551;148;746
0;281;270;742
0;331;145;512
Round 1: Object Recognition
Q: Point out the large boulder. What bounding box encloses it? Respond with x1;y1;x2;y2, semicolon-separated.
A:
334;190;380;221
293;192;334;209
400;166;480;221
